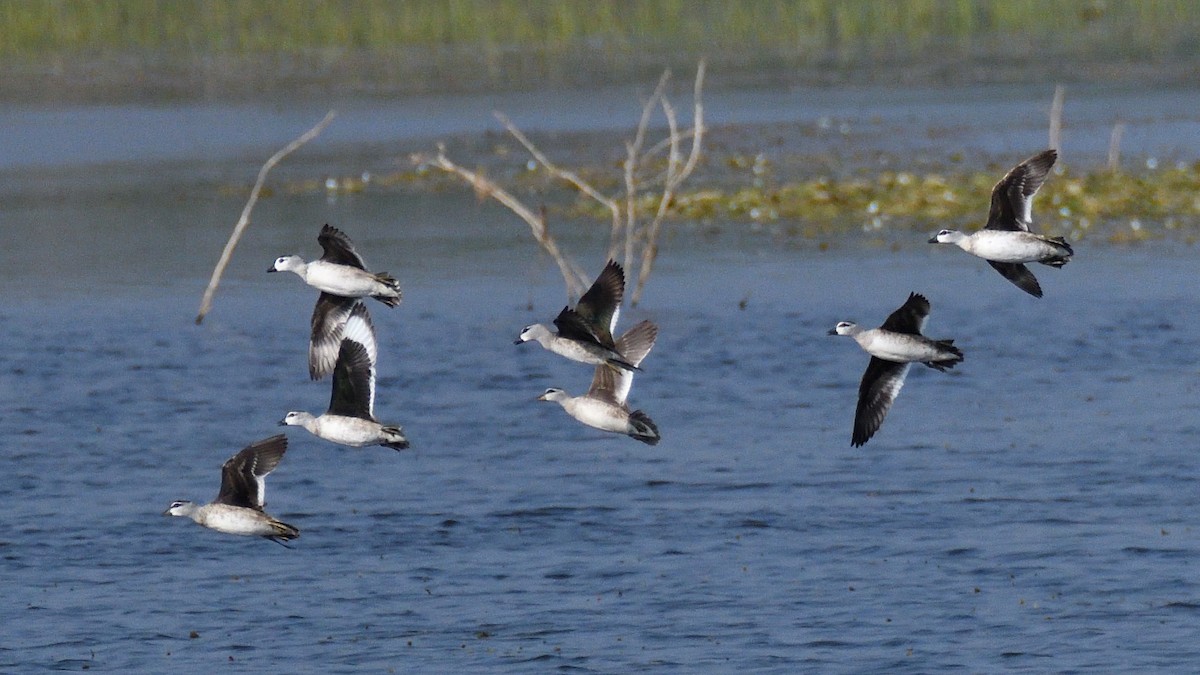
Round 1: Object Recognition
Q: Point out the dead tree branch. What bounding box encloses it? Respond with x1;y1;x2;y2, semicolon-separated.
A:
413;61;705;307
195;110;336;324
1049;84;1064;151
413;144;589;298
633;60;705;305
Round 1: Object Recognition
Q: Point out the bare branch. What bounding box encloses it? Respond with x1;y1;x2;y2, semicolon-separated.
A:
679;60;706;182
1107;120;1124;172
195;110;336;325
413;144;588;298
621;70;671;271
621;142;637;270
495;112;619;212
1049;84;1064;151
413;62;705;310
494;112;620;288
632;61;705;305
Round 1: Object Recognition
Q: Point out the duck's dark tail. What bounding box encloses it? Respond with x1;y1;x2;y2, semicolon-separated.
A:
380;426;410;451
1039;236;1073;267
628;410;661;445
372;272;403;306
266;520;300;546
924;339;964;372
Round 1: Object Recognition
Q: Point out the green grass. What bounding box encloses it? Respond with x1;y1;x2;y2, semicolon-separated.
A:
651;161;1200;243
265;152;1200;245
3;0;1197;63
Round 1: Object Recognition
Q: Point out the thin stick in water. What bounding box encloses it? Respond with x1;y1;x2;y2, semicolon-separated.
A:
194;110;337;325
1048;84;1064;151
1107;120;1125;172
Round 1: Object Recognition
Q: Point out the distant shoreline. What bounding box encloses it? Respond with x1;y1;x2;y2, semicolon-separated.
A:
3;0;1198;104
3;49;1197;105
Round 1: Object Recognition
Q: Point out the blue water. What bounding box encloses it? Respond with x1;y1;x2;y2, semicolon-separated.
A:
3;82;1200;672
5;231;1200;672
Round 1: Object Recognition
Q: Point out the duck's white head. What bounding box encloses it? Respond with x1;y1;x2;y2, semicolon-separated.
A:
537;387;570;403
515;323;552;345
163;499;197;517
268;255;305;273
828;321;860;337
928;229;966;245
279;411;316;428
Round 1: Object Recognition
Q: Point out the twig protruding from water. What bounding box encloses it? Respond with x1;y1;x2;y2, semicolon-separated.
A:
195;110;336;325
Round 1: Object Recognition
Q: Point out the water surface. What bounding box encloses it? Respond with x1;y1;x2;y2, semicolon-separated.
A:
3;82;1200;673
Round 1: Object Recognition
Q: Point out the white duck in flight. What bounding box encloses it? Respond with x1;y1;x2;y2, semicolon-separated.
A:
280;303;409;451
516;260;640;372
538;319;660;445
929;149;1073;298
270;224;402;378
830;293;963;447
163;434;299;546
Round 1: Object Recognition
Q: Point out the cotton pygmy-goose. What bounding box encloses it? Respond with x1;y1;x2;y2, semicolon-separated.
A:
928;149;1073;298
270;224;402;378
829;293;963;447
537;320;660;445
163;434;299;546
516;260;640;372
280;303;409;451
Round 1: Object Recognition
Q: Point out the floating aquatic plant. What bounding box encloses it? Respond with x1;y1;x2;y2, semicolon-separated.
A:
245;153;1200;245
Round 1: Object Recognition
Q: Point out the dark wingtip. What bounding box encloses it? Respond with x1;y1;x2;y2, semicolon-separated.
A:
851;428;877;446
629;410;660;445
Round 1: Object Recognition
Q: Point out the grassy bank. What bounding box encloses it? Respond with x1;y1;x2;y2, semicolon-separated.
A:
4;0;1196;58
265;147;1200;245
3;1;1199;99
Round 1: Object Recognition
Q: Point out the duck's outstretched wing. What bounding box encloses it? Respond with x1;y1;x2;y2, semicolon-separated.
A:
987;261;1043;298
309;294;359;380
852;359;910;447
317;224;368;269
216;435;288;510
879;293;931;335
985;149;1057;232
572;260;625;345
588;320;658;404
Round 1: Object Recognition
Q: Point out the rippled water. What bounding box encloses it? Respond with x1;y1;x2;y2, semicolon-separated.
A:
4;83;1200;672
5;230;1200;672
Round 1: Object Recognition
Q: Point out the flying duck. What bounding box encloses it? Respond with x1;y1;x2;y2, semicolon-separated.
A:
929;149;1073;298
280;303;409;450
163;434;299;545
270;224;402;378
829;293;963;447
537;320;660;445
516;260;640;372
